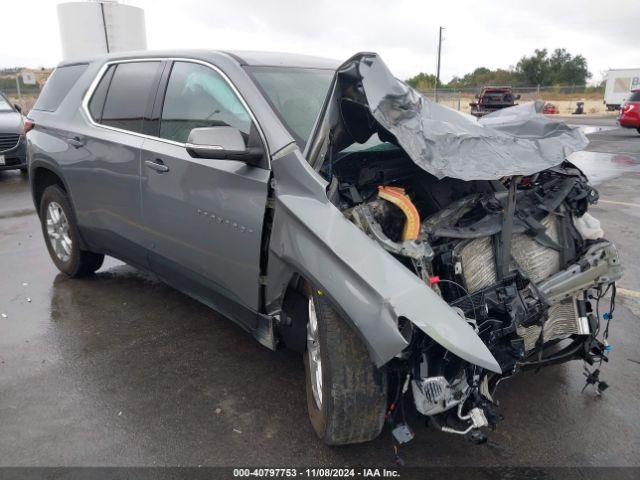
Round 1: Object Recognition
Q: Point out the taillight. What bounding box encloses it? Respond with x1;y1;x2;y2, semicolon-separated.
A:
23;119;35;134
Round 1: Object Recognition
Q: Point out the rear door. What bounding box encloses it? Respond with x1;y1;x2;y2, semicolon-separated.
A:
140;60;270;326
76;60;164;267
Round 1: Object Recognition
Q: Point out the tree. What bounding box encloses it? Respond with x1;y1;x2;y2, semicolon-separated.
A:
549;48;591;85
445;67;522;88
516;48;591;85
405;72;440;90
516;49;550;85
406;48;592;90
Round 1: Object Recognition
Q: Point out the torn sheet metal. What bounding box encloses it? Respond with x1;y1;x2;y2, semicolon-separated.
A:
344;54;588;181
268;146;502;373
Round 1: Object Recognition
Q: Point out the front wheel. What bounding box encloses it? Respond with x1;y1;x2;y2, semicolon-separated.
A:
303;287;387;445
39;185;104;277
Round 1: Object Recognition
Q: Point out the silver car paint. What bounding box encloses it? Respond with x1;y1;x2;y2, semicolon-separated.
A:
140;136;271;311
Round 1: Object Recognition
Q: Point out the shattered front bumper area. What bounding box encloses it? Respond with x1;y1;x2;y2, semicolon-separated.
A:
349;165;622;437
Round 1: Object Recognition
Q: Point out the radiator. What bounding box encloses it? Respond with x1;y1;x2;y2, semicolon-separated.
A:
516;296;589;351
459;215;560;293
457;215;586;350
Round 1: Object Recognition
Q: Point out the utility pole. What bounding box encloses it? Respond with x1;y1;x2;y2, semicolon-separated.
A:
15;75;22;104
435;26;445;103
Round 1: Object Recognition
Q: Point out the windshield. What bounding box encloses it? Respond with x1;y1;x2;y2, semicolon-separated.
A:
247;66;333;146
0;95;13;112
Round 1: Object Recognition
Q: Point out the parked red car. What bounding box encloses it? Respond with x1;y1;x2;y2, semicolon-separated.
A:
543;103;558;114
618;89;640;134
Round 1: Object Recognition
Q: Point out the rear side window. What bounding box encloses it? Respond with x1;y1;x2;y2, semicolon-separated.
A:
32;64;88;112
99;61;161;134
629;91;640;102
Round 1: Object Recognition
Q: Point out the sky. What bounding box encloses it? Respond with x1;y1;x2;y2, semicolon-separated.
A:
1;0;638;84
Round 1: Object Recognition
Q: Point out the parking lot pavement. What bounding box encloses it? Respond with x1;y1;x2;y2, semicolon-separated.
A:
1;125;639;467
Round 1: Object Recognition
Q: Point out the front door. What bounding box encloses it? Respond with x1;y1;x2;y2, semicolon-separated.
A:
140;60;270;327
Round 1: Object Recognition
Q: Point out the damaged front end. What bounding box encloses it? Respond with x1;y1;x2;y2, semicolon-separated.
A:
303;53;623;438
343;165;621;436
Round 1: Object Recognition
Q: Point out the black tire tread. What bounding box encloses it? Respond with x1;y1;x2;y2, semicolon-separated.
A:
311;291;387;445
39;185;104;278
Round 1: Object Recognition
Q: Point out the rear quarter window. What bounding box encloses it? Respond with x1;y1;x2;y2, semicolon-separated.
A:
628;91;640;102
32;64;88;112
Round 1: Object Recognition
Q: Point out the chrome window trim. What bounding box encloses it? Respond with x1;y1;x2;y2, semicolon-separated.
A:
185;143;225;151
80;57;271;168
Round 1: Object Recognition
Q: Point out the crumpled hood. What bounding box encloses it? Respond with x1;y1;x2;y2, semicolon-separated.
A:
336;53;588;181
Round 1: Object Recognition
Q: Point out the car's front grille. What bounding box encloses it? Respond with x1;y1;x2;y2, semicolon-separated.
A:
0;133;21;151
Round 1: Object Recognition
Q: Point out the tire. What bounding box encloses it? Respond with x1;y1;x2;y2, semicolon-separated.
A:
303;286;387;445
637;127;640;135
39;185;104;277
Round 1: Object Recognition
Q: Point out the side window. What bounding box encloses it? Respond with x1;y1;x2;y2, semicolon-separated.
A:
32;64;88;112
88;65;115;121
160;62;251;143
100;61;161;134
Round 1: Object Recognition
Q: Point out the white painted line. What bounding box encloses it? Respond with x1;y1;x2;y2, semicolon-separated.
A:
618;287;640;299
599;199;640;208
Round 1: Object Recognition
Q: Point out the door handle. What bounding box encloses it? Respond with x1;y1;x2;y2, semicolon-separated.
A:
67;136;84;148
145;159;170;173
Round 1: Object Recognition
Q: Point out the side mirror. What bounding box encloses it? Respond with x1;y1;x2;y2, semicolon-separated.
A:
14;104;22;113
514;94;521;100
185;126;264;167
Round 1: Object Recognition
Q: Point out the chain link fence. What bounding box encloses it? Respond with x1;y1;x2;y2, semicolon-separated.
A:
1;70;610;117
419;85;608;115
0;72;47;113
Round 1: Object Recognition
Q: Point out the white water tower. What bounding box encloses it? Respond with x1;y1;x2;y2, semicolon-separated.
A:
57;1;147;61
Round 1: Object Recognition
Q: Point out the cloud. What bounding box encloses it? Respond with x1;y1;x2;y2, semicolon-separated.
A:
0;0;638;84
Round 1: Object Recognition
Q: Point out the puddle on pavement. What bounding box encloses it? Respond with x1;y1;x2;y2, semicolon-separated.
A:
569;125;619;135
567;151;640;185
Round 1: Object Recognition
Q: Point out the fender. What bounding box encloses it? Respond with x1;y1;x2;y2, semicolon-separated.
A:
268;147;501;373
29;150;91;252
29;158;71;210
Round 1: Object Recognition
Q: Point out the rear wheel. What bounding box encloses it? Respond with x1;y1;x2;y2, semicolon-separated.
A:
303;286;387;445
39;185;104;277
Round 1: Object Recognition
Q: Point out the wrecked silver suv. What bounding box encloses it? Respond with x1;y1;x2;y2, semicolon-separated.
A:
29;51;621;446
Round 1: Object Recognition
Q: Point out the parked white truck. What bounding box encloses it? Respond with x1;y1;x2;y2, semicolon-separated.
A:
604;68;640;110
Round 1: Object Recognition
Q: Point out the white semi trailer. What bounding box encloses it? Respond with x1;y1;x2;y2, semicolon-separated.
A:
604;68;640;110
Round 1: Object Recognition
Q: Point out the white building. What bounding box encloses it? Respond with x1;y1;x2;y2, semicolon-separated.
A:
57;1;147;61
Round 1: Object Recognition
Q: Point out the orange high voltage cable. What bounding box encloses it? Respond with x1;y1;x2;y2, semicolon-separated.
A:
377;186;421;241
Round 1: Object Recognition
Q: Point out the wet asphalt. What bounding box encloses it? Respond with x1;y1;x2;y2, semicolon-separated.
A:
0;121;639;467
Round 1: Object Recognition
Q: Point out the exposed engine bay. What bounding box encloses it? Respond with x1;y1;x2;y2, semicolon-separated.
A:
303;52;623;441
323;143;622;437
